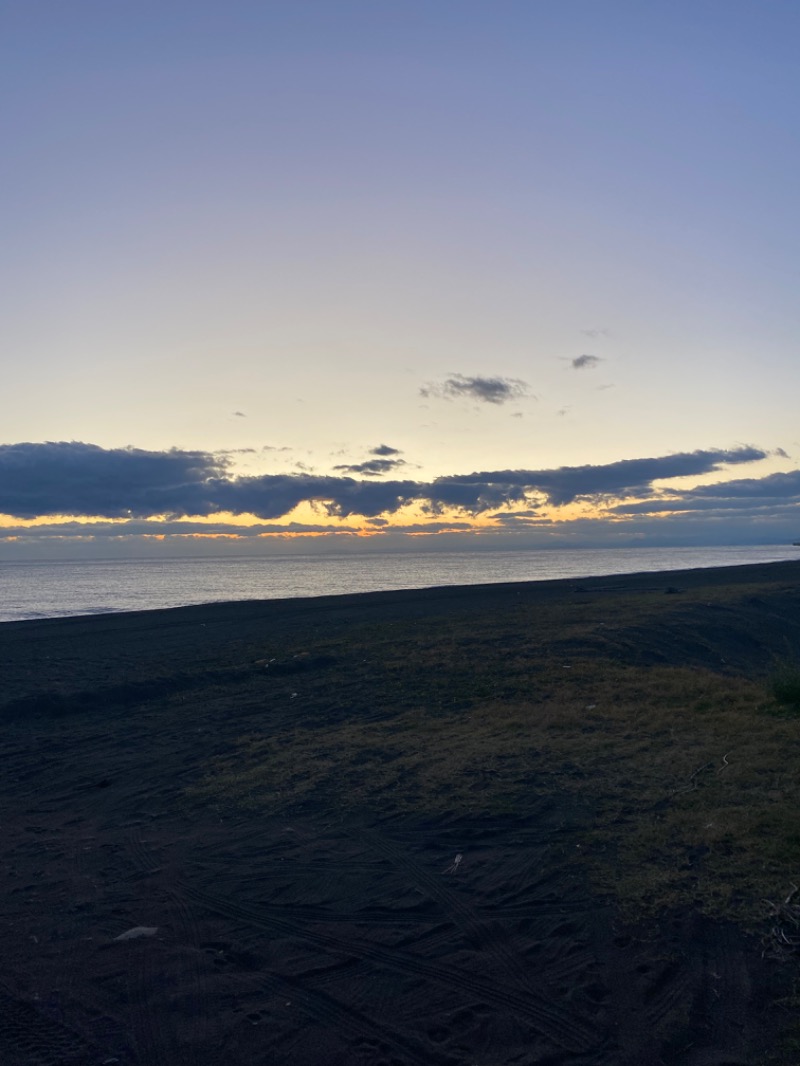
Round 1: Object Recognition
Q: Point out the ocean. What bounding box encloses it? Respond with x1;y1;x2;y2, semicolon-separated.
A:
1;544;798;624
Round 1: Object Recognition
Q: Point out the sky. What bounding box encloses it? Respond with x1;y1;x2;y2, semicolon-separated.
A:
1;1;799;558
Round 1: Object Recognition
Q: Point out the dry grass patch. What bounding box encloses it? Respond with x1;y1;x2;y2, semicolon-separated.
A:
191;655;800;923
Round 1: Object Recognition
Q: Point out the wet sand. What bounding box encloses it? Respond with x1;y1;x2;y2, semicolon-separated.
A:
2;560;800;1065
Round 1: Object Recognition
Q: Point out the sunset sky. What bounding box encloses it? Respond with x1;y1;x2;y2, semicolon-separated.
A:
2;1;799;557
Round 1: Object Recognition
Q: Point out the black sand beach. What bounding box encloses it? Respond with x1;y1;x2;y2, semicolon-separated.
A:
3;560;800;1065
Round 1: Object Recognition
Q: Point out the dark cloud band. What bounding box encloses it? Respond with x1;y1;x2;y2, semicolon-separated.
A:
0;441;773;522
435;447;767;506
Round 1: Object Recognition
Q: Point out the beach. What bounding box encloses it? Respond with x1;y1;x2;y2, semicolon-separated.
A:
3;559;800;1065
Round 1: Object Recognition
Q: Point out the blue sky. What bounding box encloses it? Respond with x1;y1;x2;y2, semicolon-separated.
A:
1;1;798;556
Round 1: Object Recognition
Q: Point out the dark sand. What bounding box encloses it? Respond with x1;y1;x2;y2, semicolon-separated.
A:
2;560;800;1065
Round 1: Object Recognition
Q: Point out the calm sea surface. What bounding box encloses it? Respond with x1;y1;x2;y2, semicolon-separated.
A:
1;545;798;624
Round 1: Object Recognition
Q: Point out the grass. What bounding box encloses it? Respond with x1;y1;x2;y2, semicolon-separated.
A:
187;578;800;929
770;661;800;712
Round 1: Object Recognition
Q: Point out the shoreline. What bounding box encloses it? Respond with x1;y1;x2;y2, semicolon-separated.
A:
3;554;800;625
2;548;798;626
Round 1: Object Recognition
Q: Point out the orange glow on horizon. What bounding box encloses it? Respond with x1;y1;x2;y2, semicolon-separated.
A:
0;492;642;541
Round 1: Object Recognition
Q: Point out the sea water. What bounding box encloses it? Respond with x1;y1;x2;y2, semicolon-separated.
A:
0;544;797;624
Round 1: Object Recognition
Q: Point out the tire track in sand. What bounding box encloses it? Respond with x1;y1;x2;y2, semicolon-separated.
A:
248;969;457;1066
0;981;99;1066
362;826;603;1046
124;831;212;1065
362;827;568;992
180;882;600;1054
127;834;448;1066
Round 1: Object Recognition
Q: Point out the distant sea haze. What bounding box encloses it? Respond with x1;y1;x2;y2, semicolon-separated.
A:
1;545;798;625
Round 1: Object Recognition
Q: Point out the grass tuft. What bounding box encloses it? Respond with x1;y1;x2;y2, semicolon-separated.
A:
770;662;800;712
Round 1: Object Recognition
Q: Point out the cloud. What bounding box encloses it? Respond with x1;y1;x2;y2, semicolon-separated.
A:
571;354;602;370
679;469;800;501
333;443;406;476
420;374;530;405
612;497;800;517
0;442;228;520
434;447;767;507
422;479;530;515
580;328;610;338
0;518;365;540
489;510;546;527
0;441;772;526
217;473;423;519
333;458;406;477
